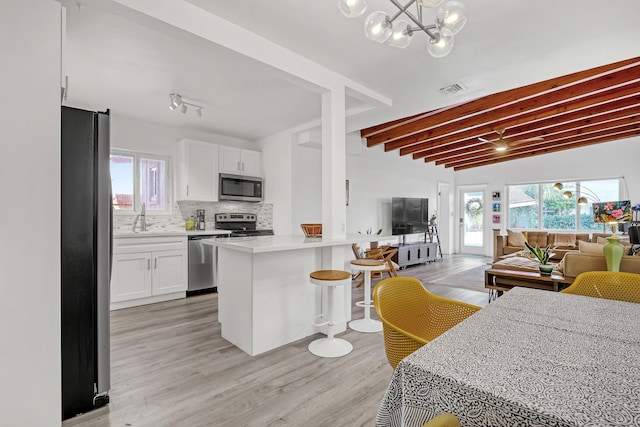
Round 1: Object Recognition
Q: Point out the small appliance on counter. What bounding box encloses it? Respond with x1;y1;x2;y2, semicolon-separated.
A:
215;213;274;237
196;209;206;230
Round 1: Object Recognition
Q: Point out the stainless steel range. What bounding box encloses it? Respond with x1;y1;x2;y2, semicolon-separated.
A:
215;213;274;237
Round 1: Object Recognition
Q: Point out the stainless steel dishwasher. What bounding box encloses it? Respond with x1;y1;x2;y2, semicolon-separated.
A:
187;235;219;295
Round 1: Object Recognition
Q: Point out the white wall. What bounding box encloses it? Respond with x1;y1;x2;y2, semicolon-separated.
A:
109;112;255;155
262;126;456;243
0;1;61;425
455;136;640;256
259;131;294;235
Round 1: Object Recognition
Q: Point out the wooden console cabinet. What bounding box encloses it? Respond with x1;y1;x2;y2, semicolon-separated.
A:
393;242;437;268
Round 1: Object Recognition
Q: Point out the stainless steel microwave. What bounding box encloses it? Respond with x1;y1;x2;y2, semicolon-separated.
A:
219;173;263;202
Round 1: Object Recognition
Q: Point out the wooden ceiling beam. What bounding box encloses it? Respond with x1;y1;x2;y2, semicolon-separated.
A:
379;69;640;152
440;122;640;167
406;90;640;158
408;98;640;159
448;128;640;170
426;111;640;163
364;58;640;147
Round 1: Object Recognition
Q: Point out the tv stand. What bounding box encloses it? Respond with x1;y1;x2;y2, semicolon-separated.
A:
392;241;437;268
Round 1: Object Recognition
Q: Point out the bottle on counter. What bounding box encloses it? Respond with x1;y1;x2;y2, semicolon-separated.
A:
186;215;195;231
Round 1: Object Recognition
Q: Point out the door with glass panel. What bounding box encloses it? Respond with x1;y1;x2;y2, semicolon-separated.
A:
460;188;485;255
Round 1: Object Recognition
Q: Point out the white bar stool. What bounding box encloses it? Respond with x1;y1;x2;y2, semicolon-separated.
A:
308;270;353;358
349;259;386;333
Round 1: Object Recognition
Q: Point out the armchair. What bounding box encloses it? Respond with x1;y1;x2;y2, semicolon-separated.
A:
560;271;640;303
373;277;481;368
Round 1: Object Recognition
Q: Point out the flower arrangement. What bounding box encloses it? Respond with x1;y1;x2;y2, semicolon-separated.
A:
524;241;551;265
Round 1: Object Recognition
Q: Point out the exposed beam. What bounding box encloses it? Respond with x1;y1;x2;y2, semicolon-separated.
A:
427;110;640;164
406;90;640;159
450;129;640;170
363;57;640;146
381;69;640;152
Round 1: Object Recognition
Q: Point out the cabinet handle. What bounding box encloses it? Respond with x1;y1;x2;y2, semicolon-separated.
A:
147;259;150;270
186;185;189;197
241;162;245;171
154;258;157;269
237;161;241;171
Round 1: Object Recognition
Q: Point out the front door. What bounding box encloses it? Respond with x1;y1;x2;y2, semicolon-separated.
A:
460;187;485;255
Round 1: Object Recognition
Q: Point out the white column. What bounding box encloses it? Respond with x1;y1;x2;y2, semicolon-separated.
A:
321;86;347;241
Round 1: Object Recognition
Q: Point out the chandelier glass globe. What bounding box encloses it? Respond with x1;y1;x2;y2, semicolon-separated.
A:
338;0;368;18
364;11;392;43
387;20;412;48
427;28;454;58
436;1;467;35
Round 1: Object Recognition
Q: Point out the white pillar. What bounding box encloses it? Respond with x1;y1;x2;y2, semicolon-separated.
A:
321;86;347;241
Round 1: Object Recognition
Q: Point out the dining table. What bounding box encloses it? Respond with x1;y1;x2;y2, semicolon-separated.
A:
376;287;640;426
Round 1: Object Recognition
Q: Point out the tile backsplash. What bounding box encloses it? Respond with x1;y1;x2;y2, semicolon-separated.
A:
112;201;273;233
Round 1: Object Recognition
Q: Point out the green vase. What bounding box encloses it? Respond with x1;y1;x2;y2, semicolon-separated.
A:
603;235;624;272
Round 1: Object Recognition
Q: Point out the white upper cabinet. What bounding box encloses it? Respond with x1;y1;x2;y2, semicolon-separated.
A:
219;146;262;177
176;139;219;201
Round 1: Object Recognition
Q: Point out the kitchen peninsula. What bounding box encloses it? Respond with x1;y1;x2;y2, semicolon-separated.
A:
204;234;395;356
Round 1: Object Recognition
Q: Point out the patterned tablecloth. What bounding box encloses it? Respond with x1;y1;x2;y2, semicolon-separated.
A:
376;287;640;427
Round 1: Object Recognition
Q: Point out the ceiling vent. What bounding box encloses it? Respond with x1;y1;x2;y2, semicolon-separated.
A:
439;83;465;95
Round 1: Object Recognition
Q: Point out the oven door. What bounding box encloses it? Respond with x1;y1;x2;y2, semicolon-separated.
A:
219;173;263;202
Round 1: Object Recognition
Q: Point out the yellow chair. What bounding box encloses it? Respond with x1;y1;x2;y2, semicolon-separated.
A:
373;277;481;369
423;413;461;427
560;271;640;303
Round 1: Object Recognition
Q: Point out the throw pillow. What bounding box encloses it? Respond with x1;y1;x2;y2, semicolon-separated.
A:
553;233;576;247
507;229;528;247
579;240;605;254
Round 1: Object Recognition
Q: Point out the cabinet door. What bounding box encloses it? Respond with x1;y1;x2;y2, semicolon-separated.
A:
177;140;218;201
152;249;187;295
240;149;262;177
111;253;152;302
219;145;241;174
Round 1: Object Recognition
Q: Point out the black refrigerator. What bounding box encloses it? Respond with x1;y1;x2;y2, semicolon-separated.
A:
61;106;111;420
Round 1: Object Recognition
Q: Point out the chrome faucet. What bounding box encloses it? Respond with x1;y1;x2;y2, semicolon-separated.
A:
140;202;147;232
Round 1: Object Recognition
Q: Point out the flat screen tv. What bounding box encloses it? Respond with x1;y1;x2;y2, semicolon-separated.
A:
392;197;429;235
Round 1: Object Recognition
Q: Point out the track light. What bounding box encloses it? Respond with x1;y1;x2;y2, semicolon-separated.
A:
168;93;204;117
169;93;182;111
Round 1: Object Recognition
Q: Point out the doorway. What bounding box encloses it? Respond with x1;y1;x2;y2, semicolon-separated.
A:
460;187;486;255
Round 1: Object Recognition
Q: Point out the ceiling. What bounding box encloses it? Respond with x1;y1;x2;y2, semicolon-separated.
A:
63;0;640;151
362;57;640;170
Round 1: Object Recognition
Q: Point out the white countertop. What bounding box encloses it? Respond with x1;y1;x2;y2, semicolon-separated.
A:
202;234;398;253
113;229;232;238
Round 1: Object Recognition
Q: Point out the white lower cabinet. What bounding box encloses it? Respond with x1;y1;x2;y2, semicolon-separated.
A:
111;236;187;310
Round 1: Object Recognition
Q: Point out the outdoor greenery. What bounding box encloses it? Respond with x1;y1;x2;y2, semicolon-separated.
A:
508;181;617;231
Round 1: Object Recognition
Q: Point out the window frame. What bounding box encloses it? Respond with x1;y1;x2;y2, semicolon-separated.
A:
110;149;173;216
506;177;626;231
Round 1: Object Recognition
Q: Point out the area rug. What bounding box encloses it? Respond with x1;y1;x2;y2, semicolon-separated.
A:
429;265;489;293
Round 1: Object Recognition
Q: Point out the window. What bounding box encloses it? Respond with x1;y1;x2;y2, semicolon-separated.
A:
507;178;624;231
110;150;171;214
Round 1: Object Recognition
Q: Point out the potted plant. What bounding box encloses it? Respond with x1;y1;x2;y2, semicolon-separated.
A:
430;214;437;226
359;227;382;249
524;241;553;275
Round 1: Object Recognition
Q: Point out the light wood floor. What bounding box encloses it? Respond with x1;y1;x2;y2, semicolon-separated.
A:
63;254;490;427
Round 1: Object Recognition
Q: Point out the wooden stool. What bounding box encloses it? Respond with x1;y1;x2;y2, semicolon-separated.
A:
349;259;386;333
308;270;353;358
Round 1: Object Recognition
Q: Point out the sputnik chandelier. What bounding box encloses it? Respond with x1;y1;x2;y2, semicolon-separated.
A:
338;0;467;58
169;93;204;117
